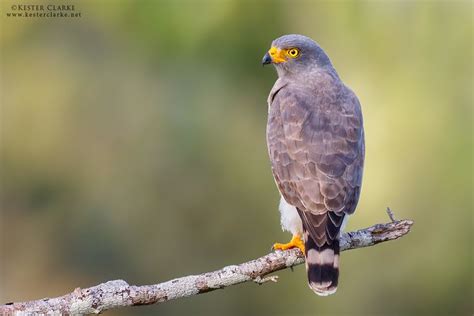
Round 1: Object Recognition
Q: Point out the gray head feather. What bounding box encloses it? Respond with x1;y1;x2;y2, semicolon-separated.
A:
270;34;334;78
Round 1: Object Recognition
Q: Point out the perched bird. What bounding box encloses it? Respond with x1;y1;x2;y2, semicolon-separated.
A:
263;34;365;296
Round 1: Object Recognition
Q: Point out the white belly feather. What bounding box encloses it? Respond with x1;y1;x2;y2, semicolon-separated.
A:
279;197;303;235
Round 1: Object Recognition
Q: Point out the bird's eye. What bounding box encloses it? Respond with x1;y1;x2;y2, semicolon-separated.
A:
287;48;300;58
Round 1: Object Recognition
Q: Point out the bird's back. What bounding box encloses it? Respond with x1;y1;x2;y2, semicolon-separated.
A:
266;71;364;295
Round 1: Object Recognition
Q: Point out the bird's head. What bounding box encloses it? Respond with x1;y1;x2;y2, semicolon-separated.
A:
262;34;332;78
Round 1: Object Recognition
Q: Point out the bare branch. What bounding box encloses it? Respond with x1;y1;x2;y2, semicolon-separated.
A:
0;219;413;315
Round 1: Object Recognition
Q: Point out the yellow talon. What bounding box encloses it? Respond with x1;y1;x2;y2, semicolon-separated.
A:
273;234;305;254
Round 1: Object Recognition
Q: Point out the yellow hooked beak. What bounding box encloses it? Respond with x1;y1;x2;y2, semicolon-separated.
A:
262;46;287;65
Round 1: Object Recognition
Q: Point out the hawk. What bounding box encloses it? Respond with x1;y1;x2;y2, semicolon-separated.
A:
262;34;365;296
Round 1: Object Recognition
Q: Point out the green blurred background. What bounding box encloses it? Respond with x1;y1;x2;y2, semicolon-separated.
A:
1;1;472;315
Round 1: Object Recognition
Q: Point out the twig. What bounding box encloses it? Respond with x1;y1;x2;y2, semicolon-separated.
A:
0;219;413;315
386;207;396;222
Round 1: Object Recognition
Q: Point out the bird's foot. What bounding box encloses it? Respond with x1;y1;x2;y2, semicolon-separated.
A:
273;234;305;254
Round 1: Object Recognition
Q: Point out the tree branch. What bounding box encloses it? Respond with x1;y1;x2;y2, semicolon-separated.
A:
1;218;413;315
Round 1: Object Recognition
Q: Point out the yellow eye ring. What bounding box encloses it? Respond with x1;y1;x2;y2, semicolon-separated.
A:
287;48;300;58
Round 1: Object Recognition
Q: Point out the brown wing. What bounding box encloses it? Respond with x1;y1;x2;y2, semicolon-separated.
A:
267;82;364;247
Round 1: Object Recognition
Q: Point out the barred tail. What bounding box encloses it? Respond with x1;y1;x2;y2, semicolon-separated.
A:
304;234;340;296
